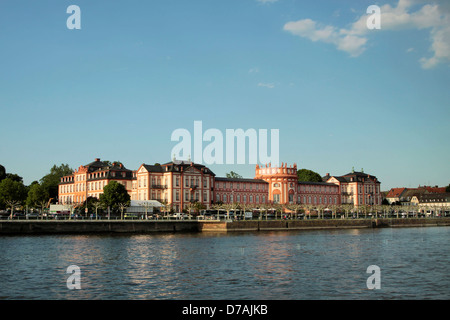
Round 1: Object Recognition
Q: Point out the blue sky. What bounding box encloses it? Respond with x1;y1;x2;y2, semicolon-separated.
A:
0;0;449;190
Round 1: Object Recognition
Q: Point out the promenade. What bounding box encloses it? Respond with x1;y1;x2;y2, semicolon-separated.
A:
0;217;449;235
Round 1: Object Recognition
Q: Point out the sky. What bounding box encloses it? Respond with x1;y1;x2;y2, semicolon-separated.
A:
0;0;449;190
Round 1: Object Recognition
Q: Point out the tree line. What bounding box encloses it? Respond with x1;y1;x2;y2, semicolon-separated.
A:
0;164;73;215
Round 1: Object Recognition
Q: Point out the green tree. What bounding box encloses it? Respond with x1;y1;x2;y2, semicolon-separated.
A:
99;181;130;213
226;171;243;179
26;183;49;208
297;169;322;182
5;173;23;183
0;178;28;212
77;196;101;215
40;164;73;200
0;165;6;182
446;184;450;192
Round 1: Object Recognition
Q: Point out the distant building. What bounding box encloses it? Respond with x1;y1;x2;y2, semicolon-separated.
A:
413;193;450;216
323;168;382;206
385;186;446;206
385;188;407;204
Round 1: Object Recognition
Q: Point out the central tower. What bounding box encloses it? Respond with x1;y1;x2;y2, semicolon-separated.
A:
255;162;298;204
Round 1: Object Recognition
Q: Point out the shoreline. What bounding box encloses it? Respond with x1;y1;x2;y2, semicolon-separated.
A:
0;217;449;235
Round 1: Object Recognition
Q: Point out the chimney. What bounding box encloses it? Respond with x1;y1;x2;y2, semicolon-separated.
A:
95;158;100;162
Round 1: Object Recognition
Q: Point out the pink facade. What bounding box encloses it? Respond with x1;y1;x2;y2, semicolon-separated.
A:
214;177;268;205
59;159;382;211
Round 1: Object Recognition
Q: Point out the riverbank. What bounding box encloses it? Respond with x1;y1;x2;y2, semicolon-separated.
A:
199;217;450;232
0;217;449;235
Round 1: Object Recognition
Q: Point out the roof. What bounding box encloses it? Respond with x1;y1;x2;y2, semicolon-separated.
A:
161;160;215;175
417;193;450;203
215;177;268;184
420;186;447;193
323;171;380;184
129;200;162;207
84;159;107;168
341;171;379;181
386;188;407;198
142;164;164;173
401;188;429;199
297;181;338;186
325;176;347;183
84;158;131;172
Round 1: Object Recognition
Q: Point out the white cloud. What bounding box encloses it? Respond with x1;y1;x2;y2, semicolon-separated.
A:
258;82;275;88
249;67;260;73
283;19;367;57
283;0;450;68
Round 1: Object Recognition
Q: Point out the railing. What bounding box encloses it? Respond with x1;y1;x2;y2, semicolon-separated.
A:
2;214;449;222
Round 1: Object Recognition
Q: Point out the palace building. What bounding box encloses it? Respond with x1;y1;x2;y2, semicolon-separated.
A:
133;160;216;213
58;158;382;210
58;158;135;205
323;169;382;206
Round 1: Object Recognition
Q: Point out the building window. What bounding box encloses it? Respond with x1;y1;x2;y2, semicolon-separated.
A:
273;194;279;203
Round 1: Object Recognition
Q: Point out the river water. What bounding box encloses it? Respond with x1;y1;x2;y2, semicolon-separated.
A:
0;226;448;300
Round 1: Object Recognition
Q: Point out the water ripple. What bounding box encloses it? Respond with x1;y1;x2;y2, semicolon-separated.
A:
0;227;449;299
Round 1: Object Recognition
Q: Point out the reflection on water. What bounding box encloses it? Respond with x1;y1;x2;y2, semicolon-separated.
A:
0;227;449;300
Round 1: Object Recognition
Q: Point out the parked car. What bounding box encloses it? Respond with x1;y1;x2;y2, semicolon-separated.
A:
0;210;10;219
13;212;25;219
26;212;40;219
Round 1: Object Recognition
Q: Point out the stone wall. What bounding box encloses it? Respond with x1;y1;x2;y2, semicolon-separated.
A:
0;218;448;235
0;220;199;235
